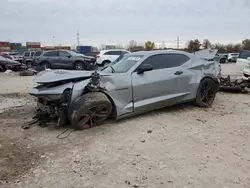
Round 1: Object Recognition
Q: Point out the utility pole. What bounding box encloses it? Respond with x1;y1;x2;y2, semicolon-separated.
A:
177;36;179;49
77;30;80;48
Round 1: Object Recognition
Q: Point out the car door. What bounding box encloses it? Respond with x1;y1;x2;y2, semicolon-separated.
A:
43;51;59;68
57;51;73;69
131;53;193;114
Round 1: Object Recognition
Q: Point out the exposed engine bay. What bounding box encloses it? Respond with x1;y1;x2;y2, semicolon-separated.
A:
31;70;104;127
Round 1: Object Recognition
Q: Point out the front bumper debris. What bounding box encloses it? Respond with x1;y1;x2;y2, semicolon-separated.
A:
219;75;250;92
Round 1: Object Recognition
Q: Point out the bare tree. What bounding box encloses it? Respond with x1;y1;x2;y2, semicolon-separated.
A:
214;43;226;53
115;44;124;49
225;44;234;53
202;39;212;49
232;43;242;52
99;44;106;50
128;40;137;51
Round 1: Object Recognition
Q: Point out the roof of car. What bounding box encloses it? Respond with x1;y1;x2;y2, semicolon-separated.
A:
100;49;128;52
131;50;191;56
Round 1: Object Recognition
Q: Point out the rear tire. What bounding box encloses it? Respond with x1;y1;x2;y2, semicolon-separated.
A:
195;78;218;108
102;60;111;66
74;61;85;70
0;64;5;71
70;92;112;130
220;58;226;63
41;62;51;69
26;61;32;68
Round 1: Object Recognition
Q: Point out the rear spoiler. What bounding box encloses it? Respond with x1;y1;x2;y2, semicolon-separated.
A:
193;49;218;61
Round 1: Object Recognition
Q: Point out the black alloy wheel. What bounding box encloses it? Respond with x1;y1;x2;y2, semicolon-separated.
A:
70;92;112;130
77;104;111;129
75;62;84;70
195;78;217;107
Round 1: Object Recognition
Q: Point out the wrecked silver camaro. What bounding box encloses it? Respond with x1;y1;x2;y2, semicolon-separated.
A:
29;50;221;130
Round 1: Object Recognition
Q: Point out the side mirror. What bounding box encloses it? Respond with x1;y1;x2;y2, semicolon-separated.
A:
137;64;153;74
67;55;71;58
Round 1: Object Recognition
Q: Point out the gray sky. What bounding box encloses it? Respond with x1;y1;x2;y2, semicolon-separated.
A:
0;0;250;47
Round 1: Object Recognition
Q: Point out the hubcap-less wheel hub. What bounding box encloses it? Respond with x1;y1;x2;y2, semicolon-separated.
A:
200;82;215;105
78;104;110;129
76;64;83;70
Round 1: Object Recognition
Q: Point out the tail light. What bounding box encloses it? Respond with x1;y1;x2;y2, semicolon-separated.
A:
96;55;100;59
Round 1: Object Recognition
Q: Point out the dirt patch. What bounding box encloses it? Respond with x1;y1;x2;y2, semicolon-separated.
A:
1;65;250;187
0;93;28;98
0;136;42;182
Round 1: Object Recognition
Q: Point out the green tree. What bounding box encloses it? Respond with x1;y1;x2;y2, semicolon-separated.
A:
145;41;155;51
242;39;250;50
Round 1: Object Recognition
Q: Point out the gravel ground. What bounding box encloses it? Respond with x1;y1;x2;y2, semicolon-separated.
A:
0;64;250;188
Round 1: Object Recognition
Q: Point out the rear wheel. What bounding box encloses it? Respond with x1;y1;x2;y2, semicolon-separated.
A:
41;62;51;69
195;78;218;107
220;58;226;63
102;60;111;66
70;92;112;130
0;64;5;71
26;61;32;68
74;62;84;70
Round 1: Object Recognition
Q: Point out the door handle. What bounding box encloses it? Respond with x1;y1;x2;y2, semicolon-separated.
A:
174;71;183;75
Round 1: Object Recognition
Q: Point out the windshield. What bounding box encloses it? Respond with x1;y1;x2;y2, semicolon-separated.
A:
9;52;18;55
102;54;143;73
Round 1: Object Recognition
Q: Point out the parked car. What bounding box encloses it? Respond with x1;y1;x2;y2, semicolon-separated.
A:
33;50;95;70
227;53;239;62
0;56;21;71
23;51;36;67
215;53;228;63
0;52;22;62
236;50;250;80
30;49;220;130
0;52;12;60
96;49;130;66
98;53;126;70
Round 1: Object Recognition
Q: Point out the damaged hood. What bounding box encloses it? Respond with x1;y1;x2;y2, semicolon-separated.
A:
193;49;218;60
34;69;112;84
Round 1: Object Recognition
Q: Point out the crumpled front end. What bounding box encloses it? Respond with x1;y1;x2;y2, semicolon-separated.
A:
29;69;106;126
29;81;75;125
